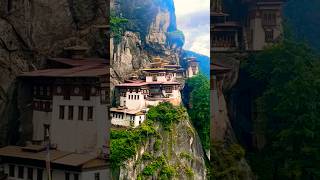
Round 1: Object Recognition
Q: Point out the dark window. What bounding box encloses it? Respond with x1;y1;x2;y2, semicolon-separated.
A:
152;75;157;81
65;172;70;180
59;106;65;119
68;106;74;120
37;169;43;180
78;106;84;120
74;173;79;180
27;167;33;180
33;86;37;96
18;166;24;178
95;173;100;180
63;87;71;100
83;87;90;100
165;87;172;93
9;164;14;177
40;86;44;96
47;87;51;96
265;29;274;42
262;11;277;26
88;107;93;121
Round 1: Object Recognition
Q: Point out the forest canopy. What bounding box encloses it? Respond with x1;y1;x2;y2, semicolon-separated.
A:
245;40;320;179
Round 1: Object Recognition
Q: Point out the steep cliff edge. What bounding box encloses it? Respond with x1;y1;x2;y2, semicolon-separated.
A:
212;53;254;180
111;104;206;180
0;0;108;145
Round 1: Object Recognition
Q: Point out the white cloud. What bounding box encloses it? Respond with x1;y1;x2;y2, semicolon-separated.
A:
174;0;210;17
174;0;210;57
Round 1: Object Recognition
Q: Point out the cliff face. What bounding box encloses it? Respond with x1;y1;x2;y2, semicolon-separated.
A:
110;0;183;89
212;53;254;180
0;0;108;145
110;0;207;178
119;118;206;180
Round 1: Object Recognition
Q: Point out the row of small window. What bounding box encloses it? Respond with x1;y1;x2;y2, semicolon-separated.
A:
59;106;93;121
112;113;125;119
8;164;101;180
9;165;44;180
128;94;140;100
34;86;51;97
112;113;141;121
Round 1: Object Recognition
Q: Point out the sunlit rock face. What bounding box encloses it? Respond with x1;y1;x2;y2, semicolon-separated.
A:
110;0;184;90
0;0;108;145
118;117;206;180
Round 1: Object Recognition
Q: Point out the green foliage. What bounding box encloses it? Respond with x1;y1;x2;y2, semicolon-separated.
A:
179;152;193;161
137;175;143;180
185;74;210;150
244;40;320;179
141;152;153;161
110;121;156;168
154;139;162;151
142;155;166;176
111;103;188;170
184;166;194;178
110;16;128;44
147;102;187;131
160;165;176;179
211;142;247;179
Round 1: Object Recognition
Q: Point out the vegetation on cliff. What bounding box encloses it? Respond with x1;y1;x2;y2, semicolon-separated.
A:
110;16;129;44
110;120;157;168
111;102;205;179
147;102;187;130
184;74;210;150
210;142;248;180
244;40;320;179
111;102;187;168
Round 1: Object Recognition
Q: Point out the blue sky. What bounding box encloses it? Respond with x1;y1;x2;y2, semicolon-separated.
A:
174;0;210;57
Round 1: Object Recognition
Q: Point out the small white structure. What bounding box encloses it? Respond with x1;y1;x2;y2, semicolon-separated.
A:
110;108;146;127
186;57;199;78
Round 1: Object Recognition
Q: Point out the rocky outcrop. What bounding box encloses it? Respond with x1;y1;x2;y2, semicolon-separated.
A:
110;31;149;89
212;53;247;143
0;0;108;145
119;118;206;180
211;52;254;180
111;0;183;87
